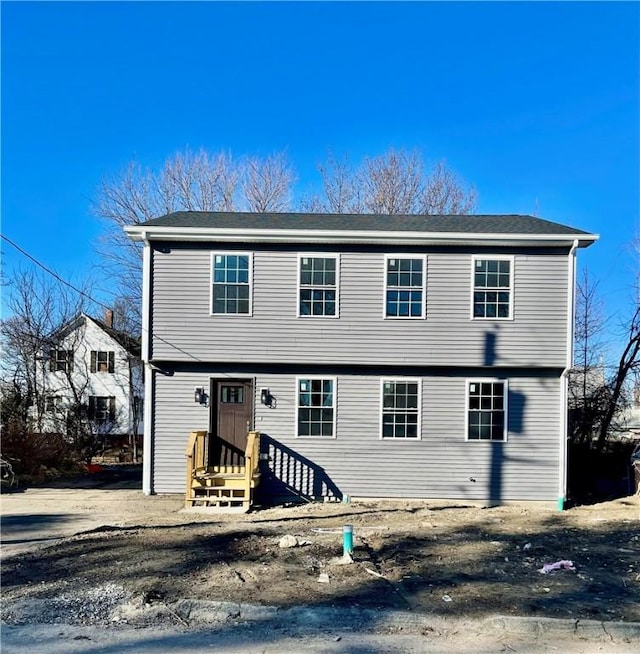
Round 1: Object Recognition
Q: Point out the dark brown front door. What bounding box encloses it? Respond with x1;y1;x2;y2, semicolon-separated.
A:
210;379;253;467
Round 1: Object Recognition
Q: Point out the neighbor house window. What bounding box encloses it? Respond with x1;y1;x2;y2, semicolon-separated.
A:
297;378;335;437
298;255;338;317
45;396;62;413
88;396;116;424
467;381;507;441
381;380;421;439
472;257;513;319
211;253;252;315
385;256;426;318
91;350;115;373
49;349;73;373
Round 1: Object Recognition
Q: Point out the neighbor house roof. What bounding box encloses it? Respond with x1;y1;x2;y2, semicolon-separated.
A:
124;211;598;248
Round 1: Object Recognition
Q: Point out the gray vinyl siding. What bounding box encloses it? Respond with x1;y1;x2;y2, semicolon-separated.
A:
150;247;569;368
151;369;559;501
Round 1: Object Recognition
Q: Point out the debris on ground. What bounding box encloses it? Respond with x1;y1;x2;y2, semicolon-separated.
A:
278;535;310;548
538;560;576;574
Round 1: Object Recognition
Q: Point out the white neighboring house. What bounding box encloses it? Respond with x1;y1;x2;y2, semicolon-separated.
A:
35;312;143;448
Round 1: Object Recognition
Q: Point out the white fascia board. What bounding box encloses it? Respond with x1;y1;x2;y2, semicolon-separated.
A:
124;225;599;248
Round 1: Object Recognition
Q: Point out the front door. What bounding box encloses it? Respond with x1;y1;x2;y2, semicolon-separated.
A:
210;379;253;467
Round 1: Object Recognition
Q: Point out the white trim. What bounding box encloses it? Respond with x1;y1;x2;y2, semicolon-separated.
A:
296;253;341;319
470;255;515;321
383;254;427;320
379;377;423;440
125;224;599;249
141;237;151;362
558;239;579;508
142;362;154;495
209;251;254;317
465;378;509;442
295;375;337;439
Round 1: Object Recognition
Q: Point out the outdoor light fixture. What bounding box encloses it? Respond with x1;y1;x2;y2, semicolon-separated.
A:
261;388;271;406
194;387;207;405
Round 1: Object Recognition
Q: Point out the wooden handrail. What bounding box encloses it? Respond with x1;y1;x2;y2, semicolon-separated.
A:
244;431;260;495
185;430;208;506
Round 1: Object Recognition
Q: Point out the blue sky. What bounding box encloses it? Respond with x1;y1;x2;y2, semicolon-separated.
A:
2;1;639;344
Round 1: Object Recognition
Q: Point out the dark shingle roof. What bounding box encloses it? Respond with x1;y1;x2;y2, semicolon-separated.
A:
139;211;593;237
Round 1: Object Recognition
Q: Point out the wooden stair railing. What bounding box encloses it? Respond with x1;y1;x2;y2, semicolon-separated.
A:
185;430;261;511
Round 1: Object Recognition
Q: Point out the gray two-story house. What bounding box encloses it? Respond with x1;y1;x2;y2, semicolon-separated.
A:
126;212;597;509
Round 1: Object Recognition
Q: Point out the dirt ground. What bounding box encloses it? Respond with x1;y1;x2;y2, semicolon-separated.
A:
2;476;639;626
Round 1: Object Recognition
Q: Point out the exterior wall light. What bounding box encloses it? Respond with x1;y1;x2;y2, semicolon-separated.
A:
194;387;207;405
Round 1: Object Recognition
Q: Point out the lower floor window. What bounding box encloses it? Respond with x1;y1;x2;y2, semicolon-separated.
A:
467;381;507;441
382;380;420;438
297;378;335;437
88;396;116;424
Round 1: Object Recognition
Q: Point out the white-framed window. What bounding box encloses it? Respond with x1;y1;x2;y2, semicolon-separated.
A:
384;255;426;318
472;256;513;320
380;379;421;439
466;380;508;441
88;396;116;424
91;350;115;373
296;377;336;437
297;254;339;318
49;349;73;373
211;252;252;315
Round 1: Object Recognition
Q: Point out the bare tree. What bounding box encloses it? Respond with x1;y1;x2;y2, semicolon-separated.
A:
94;148;295;328
240;152;296;212
307;148;477;215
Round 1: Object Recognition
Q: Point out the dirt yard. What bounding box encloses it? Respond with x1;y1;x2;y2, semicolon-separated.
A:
2;488;639;625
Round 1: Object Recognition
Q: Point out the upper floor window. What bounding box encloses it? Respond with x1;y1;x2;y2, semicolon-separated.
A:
91;350;115;374
385;256;426;318
381;379;421;439
472;257;513;319
467;380;507;441
211;253;252;315
49;349;73;373
297;377;335;437
88;396;116;424
298;255;338;317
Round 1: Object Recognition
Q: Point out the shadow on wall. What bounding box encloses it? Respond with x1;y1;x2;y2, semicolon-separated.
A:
488;388;526;503
256;434;342;505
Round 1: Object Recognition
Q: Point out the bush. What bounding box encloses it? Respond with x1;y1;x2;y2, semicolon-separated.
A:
0;418;82;480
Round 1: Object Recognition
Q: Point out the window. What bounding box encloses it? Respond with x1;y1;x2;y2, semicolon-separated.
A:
472;257;513;319
221;386;244;404
381;380;420;438
211;253;251;315
385;256;425;318
298;255;338;317
467;381;507;441
297;378;335;437
49;349;73;373
91;351;115;373
88;396;116;424
45;396;62;413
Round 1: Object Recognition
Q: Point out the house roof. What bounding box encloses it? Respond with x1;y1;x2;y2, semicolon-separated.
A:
49;313;141;357
124;211;598;248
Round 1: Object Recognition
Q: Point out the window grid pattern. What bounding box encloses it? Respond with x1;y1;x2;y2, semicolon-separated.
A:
473;259;511;318
212;254;251;314
468;382;506;441
298;378;334;437
382;381;419;438
299;257;337;317
386;258;424;318
89;396;116;424
50;349;73;373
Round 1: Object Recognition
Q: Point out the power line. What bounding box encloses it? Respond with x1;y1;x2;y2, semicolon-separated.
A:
1;232;201;361
1;233;113;311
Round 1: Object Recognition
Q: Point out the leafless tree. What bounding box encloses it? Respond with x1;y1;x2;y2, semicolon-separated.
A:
94;148;295;328
240;152;296;212
306;148;477;215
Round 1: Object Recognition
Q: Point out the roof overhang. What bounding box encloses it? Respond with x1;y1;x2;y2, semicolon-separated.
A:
124;225;599;249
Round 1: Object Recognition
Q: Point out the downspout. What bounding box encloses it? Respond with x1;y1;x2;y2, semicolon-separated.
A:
141;233;154;495
558;239;579;511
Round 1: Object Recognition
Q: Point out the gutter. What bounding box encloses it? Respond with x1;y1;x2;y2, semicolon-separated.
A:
558;239;579;510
